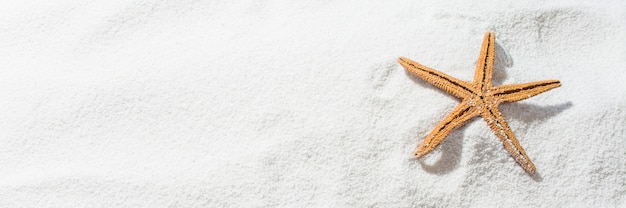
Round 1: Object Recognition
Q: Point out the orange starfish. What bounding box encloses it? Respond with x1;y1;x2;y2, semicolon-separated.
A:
398;32;561;174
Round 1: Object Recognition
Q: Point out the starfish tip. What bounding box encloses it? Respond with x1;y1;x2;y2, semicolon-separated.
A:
397;57;409;64
413;150;426;159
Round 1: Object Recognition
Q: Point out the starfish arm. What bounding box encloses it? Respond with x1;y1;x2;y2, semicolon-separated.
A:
415;101;479;158
492;80;561;103
398;57;475;98
473;32;496;91
481;107;536;174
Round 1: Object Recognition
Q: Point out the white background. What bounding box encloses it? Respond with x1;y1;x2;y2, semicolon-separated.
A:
0;0;624;207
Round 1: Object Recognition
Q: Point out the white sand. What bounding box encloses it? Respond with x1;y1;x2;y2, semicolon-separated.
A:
0;0;625;207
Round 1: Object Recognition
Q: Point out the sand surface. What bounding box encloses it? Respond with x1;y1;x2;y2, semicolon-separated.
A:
0;0;625;207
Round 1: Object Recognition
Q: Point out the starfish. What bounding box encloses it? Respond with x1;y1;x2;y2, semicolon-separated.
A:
398;32;561;174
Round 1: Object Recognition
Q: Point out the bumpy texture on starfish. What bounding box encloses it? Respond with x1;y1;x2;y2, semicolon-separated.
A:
398;32;561;174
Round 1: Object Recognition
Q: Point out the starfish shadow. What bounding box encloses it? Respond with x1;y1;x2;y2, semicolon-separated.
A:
500;102;572;124
501;101;571;180
492;41;513;86
417;124;469;175
531;171;544;182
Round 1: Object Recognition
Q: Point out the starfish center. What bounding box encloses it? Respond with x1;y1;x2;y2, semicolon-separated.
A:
469;92;496;113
